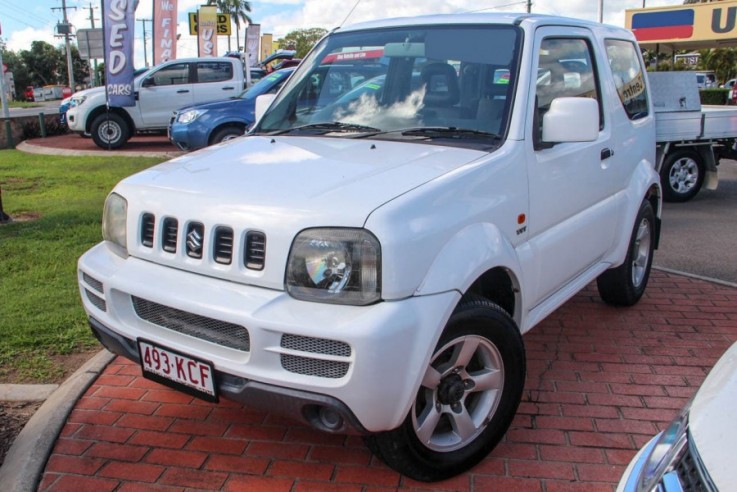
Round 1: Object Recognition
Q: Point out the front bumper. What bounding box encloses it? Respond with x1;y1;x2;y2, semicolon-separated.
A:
78;242;459;433
168;121;209;151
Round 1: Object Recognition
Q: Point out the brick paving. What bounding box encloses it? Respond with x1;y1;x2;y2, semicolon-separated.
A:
39;270;737;491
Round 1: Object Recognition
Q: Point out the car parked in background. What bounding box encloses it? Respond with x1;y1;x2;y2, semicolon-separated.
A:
23;86;34;102
618;341;737;491
168;67;295;151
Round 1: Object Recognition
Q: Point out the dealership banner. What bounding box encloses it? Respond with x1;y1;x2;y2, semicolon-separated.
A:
245;24;260;67
153;0;177;64
102;0;137;107
197;5;218;57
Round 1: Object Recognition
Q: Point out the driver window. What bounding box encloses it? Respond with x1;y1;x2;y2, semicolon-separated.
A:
150;63;190;86
535;38;601;145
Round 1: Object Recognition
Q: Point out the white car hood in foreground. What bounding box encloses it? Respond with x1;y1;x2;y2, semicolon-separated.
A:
116;135;487;290
689;341;737;488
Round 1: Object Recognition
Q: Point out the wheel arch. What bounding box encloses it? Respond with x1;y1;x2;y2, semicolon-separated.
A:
207;121;248;146
606;159;662;267
415;222;523;326
86;106;135;135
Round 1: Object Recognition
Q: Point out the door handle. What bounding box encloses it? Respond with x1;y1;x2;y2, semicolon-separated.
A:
222;86;235;91
176;89;190;94
601;148;614;160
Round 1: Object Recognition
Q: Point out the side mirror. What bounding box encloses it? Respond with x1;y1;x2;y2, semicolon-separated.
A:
141;77;155;88
255;94;276;123
542;97;599;143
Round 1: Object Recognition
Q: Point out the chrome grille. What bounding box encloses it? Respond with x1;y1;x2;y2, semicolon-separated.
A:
245;231;266;270
213;226;234;264
83;273;104;294
139;213;266;268
281;334;351;357
280;354;349;379
141;213;155;248
162;218;178;253
85;289;107;312
131;296;249;351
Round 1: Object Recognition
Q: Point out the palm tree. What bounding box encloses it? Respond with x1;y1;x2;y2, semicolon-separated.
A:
208;0;252;52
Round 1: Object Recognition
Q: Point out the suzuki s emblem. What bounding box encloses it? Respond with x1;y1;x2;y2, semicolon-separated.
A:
187;228;203;254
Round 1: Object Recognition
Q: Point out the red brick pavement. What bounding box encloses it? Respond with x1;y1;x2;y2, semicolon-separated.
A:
39;271;737;491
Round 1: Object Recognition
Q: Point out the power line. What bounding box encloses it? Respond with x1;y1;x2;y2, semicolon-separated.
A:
1;0;57;26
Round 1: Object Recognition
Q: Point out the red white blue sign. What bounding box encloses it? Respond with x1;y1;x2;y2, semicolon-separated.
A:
631;9;695;42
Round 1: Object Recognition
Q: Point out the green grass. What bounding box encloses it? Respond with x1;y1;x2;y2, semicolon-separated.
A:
5;101;42;109
0;150;164;382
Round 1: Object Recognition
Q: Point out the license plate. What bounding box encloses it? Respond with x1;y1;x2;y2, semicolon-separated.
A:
137;339;218;402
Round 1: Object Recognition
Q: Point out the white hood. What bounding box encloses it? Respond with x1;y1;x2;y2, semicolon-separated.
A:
116;135;487;289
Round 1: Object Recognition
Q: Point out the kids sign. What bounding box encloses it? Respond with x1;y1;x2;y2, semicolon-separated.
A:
626;1;737;48
103;0;137;107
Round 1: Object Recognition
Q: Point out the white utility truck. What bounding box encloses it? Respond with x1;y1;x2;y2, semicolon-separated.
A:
66;57;252;149
78;14;662;480
650;71;737;202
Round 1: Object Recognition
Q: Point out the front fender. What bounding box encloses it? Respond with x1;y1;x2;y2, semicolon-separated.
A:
416;222;522;302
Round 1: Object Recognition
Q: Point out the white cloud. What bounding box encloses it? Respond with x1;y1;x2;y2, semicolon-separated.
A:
260;0;679;39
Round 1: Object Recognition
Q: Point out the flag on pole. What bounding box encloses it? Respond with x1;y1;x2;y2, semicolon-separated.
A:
153;0;178;64
102;0;138;107
198;5;218;57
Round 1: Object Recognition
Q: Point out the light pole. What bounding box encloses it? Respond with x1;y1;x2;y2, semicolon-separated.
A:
598;0;603;23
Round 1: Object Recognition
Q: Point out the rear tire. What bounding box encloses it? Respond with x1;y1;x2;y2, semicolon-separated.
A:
661;150;704;202
364;296;525;482
91;113;130;149
597;199;655;306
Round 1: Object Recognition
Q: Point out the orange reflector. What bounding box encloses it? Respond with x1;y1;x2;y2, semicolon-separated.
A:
517;214;526;224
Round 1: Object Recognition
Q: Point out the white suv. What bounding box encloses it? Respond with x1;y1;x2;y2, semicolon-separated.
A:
78;13;661;481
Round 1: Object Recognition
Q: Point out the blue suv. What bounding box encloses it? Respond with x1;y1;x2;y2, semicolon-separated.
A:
169;68;294;151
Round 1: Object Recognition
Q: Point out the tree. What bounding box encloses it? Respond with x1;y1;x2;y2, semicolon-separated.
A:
208;0;252;52
277;28;328;58
699;48;737;84
20;41;64;87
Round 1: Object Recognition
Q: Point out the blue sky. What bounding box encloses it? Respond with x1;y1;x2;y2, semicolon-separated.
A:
2;0;676;69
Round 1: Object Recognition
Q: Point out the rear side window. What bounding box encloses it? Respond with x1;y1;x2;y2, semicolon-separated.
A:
197;62;233;83
605;39;648;120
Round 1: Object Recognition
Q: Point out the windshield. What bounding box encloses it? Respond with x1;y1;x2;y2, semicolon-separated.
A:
254;24;521;147
237;69;292;99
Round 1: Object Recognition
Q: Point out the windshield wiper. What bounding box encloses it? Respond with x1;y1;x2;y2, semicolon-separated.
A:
399;127;501;139
268;122;381;135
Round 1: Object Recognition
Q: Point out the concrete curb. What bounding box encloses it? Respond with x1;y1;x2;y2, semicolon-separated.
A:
16;140;183;159
0;349;116;492
653;265;737;289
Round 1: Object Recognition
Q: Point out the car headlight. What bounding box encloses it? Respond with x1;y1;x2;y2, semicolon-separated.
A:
102;192;128;257
176;109;207;124
70;95;87;107
286;228;381;305
636;406;690;491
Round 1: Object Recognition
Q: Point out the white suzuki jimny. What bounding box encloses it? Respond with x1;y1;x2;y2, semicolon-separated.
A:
78;13;661;481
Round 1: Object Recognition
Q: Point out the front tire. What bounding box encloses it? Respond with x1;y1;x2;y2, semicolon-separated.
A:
661;150;704;202
91;113;130;149
364;296;525;482
597;199;655;306
210;126;245;145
